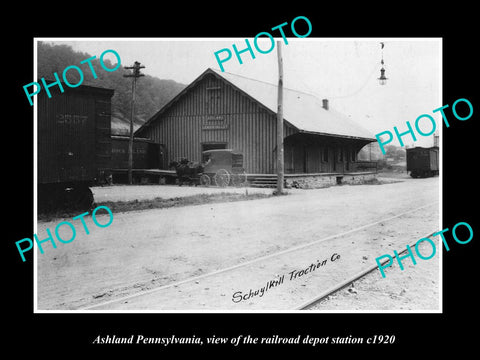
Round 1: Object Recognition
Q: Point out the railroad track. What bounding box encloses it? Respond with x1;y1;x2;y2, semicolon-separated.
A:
295;230;436;310
82;201;439;311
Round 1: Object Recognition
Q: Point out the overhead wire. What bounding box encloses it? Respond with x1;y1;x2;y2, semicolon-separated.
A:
281;41;383;101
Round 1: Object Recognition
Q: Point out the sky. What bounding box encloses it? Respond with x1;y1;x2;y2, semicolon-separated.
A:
39;38;442;148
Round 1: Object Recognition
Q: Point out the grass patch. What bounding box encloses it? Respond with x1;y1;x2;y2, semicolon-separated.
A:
349;177;404;186
97;192;273;213
38;191;274;221
360;177;383;185
38;208;87;222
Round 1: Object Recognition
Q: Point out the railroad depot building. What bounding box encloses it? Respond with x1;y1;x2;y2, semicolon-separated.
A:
136;68;378;187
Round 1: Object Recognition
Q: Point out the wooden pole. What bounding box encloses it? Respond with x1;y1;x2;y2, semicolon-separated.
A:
276;41;284;194
128;76;136;185
123;61;145;185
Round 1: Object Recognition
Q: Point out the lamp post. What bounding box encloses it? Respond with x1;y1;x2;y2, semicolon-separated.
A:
378;65;388;85
378;42;388;85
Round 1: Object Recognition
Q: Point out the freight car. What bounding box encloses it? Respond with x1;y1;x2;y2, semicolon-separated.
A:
111;135;161;169
37;83;114;212
109;135;171;183
406;146;439;178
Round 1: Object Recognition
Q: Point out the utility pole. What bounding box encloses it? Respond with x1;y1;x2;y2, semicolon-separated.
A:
276;41;284;194
123;61;145;185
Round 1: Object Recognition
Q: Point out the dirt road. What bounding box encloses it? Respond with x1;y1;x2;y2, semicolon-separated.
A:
305;236;441;311
36;176;440;311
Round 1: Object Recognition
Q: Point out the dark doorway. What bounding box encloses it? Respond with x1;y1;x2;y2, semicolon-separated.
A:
346;148;350;171
158;144;167;169
202;142;227;152
303;146;308;173
333;149;337;171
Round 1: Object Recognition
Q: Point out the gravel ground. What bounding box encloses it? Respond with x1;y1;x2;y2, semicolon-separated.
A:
306;236;441;311
91;176;403;203
36;176;440;311
88;210;439;311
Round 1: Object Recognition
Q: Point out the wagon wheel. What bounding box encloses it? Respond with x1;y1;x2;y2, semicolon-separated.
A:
231;169;248;187
199;174;211;186
214;169;230;187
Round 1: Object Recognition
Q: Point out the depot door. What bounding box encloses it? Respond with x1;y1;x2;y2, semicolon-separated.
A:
202;142;227;152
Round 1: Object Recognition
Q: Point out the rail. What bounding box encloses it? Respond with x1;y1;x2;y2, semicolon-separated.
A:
81;202;438;311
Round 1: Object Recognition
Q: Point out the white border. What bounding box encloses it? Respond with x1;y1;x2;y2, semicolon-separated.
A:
33;37;443;314
33;38;39;312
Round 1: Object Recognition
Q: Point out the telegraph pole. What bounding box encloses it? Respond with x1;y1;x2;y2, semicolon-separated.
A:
276;41;284;194
123;61;145;184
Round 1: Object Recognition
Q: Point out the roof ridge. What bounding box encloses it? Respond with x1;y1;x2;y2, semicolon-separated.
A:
136;67;375;141
210;67;324;100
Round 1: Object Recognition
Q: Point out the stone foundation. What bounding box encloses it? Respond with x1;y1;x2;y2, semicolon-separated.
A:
284;172;377;189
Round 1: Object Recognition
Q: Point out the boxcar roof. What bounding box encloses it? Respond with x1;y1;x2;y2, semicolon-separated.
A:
136;68;375;141
39;80;115;97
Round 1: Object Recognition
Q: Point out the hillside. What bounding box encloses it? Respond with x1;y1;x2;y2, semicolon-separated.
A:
37;42;186;135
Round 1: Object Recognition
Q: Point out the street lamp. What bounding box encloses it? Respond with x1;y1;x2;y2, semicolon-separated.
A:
378;62;388;85
378;42;388;85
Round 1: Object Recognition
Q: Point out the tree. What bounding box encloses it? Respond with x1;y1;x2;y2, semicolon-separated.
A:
37;42;186;133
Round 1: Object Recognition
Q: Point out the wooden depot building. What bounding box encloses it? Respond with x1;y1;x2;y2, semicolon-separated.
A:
135;68;378;188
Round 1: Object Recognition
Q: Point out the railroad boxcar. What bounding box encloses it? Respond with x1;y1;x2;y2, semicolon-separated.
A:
37;83;114;212
406;146;439;178
109;135;164;183
111;135;161;169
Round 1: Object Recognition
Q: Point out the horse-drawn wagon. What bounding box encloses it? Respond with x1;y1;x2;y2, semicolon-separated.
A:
170;149;248;187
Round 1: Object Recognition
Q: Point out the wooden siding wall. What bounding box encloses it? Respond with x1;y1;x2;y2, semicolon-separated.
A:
38;87;113;184
284;134;370;174
38;92;97;183
94;98;112;172
143;73;297;174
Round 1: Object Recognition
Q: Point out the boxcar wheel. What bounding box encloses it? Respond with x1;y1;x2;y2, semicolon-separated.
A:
65;186;94;212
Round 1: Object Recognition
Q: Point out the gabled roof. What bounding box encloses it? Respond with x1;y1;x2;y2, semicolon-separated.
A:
136;68;375;141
